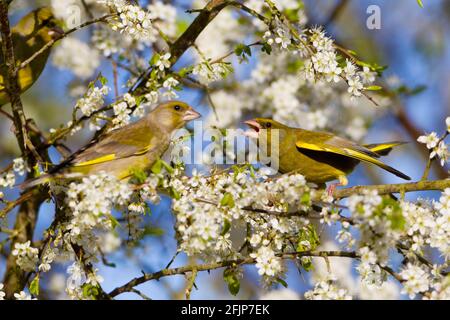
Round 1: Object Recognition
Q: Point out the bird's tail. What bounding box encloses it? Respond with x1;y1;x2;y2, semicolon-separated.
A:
363;141;411;180
365;141;407;156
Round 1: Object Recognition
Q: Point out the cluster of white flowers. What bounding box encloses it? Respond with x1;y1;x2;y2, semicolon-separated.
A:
399;263;430;299
192;61;232;85
66;261;104;299
169;166;311;284
346;190;399;266
263;25;291;50
92;27;133;57
12;241;39;272
75;84;110;117
66;173;131;240
12;157;28;176
112;93;138;128
402;190;450;259
250;246;283;277
304;275;352;300
0;157;29;188
0;283;5;300
52;37;101;79
417;119;449;167
14;291;35;300
0;171;15;188
206;45;382;140
107;2;157;42
147;1;178;38
155;53;171;71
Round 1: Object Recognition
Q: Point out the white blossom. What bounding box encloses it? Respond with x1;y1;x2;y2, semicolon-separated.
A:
399;263;430;298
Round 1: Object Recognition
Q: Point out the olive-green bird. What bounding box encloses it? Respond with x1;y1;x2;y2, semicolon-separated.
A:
244;118;410;192
0;7;63;106
23;101;201;188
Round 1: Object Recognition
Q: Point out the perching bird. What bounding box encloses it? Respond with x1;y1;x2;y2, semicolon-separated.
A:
244;118;410;192
22;101;201;188
0;7;63;105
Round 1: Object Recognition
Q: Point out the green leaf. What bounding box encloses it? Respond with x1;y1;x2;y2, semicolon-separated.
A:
220;192;235;208
395;85;427;96
417;0;424;8
29;275;40;296
300;192;311;206
234;44;252;63
176;19;190;36
82;284;100;299
377;196;406;231
297;225;320;253
160;159;174;174
221;219;231;236
99;74;108;86
149;53;160;66
300;257;314;272
365;85;383;91
170;187;181;200
276;278;288;288
108;214;120;229
261;43;272;55
151;160;163;174
223;268;240;296
141;226;165;237
131;168;147;184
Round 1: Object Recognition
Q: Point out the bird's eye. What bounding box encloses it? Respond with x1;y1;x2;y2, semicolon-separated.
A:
174;105;181;111
266;122;272;128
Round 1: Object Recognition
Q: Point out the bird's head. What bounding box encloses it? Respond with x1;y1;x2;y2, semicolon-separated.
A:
14;7;64;43
150;101;201;131
244;118;287;139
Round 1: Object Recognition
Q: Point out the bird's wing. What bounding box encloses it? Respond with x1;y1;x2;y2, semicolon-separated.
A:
71;120;157;168
295;134;411;180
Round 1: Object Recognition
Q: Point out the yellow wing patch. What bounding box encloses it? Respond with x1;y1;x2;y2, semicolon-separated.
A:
73;144;153;167
295;141;326;152
73;154;116;167
368;142;404;153
296;140;411;180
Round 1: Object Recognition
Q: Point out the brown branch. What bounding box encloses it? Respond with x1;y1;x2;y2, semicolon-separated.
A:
332;179;450;199
109;250;357;298
0;0;32;155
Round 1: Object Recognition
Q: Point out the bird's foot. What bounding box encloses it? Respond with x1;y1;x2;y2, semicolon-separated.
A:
326;176;348;197
326;183;339;197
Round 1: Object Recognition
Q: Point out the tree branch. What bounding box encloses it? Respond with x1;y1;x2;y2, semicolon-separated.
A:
108;250;357;298
332;179;449;199
0;0;32;155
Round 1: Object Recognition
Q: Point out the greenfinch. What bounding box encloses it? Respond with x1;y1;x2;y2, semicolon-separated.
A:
0;7;63;105
23;101;201;188
244;118;410;192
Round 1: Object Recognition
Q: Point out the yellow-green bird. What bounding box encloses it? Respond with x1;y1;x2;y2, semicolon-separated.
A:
0;7;63;105
244;118;410;192
23;101;201;188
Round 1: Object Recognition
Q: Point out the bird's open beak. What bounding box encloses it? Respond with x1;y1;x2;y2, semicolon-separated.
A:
183;109;201;121
48;26;65;39
243;119;261;139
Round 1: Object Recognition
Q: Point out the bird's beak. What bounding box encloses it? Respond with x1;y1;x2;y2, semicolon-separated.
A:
48;26;65;39
183;109;201;121
243;119;261;139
